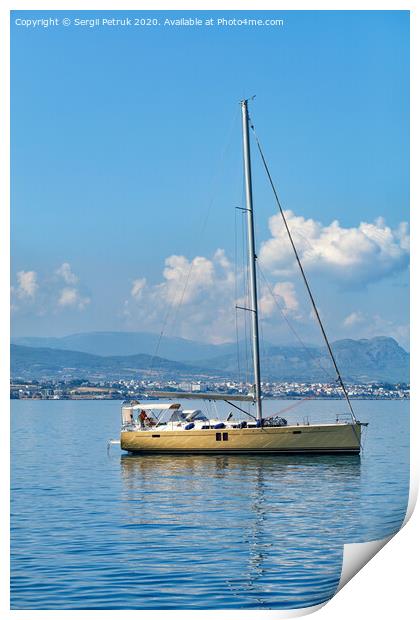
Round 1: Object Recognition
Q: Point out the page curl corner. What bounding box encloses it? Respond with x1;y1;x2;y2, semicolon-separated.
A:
337;535;393;593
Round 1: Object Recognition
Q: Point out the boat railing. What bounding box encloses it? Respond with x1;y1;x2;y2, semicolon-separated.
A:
334;412;355;423
290;413;355;426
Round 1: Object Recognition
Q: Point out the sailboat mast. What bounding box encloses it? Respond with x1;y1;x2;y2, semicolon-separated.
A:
241;99;263;423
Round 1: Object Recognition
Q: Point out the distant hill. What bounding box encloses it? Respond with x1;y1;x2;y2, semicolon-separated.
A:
10;336;409;383
12;331;235;362
10;345;204;381
204;336;409;383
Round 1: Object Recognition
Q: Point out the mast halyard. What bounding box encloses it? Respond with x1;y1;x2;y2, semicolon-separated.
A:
248;118;358;427
241;99;263;423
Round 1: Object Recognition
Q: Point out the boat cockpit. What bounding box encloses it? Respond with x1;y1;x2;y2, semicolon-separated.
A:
120;400;277;432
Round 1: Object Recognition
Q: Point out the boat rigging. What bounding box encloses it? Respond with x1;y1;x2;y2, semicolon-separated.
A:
119;99;367;455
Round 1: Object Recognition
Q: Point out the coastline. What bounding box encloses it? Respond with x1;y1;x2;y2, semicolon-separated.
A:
10;394;409;401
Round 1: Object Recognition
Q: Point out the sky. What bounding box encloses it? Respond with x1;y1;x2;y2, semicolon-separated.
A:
10;10;410;349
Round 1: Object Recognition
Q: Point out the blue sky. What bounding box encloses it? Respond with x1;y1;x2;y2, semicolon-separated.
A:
11;10;409;348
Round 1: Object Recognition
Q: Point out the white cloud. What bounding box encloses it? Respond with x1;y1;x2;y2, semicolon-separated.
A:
125;249;237;343
342;310;409;348
160;254;218;304
259;211;409;286
343;311;364;327
259;282;299;318
16;270;38;299
12;264;90;314
54;264;89;310
57;287;90;310
125;246;303;344
131;278;146;300
214;248;230;269
124;213;409;344
55;262;79;285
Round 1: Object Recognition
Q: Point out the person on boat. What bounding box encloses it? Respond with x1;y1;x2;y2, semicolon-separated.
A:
139;410;156;428
139;410;147;428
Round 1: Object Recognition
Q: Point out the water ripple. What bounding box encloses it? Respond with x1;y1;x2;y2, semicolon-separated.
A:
11;399;409;609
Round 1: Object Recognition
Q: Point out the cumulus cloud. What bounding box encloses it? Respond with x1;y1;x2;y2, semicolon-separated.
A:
124;211;409;345
343;311;364;327
54;263;89;310
131;278;146;300
12;263;90;314
342;310;409;347
259;211;409;286
125;249;239;343
160;254;217;304
259;282;299;318
16;270;38;299
124;247;302;343
57;287;90;310
55;262;79;285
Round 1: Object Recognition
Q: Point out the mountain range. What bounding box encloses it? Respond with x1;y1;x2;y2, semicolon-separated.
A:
11;332;409;383
12;331;235;362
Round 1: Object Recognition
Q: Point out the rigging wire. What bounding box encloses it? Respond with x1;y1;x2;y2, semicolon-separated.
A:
249;118;358;425
257;281;268;386
267;395;316;418
147;108;239;375
167;111;240;337
257;263;338;385
234;206;242;385
259;307;267;373
232;132;250;389
240;203;251;387
256;263;356;427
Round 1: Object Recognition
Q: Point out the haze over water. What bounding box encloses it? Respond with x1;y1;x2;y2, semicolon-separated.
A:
11;399;409;609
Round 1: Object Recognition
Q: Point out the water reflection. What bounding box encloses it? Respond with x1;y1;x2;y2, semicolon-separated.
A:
119;454;361;608
11;399;408;610
121;452;360;475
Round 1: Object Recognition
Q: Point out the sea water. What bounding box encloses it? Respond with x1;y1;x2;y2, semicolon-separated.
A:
10;399;409;609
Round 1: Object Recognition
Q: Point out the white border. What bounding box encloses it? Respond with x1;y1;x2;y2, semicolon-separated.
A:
2;2;417;619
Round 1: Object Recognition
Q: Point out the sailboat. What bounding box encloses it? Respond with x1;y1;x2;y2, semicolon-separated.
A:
120;99;367;455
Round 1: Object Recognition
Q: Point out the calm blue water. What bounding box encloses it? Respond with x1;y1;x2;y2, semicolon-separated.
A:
11;399;409;610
